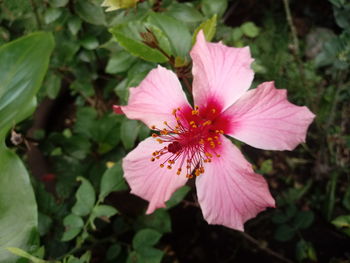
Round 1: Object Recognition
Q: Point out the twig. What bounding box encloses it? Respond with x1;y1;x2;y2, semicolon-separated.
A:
240;232;295;263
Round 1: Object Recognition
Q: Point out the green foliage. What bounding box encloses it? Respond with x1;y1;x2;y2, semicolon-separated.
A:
0;0;349;263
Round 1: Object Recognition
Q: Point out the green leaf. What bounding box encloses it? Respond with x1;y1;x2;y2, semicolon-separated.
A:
331;215;350;228
192;14;217;45
128;248;164;263
136;209;171;234
165;186;190;209
148;12;192;58
68;17;82;36
201;0;228;18
133;229;162;250
80;35;99;50
61;214;84;242
240;22;260;38
90;205;118;229
0;32;54;263
74;0;107;26
342;185;350;210
106;243;122;260
274;224;295;241
50;0;69;8
5;247;46;263
0;148;38;262
166;3;203;24
99;161;127;200
293;211;314;229
232;27;243;41
0;32;55;137
296;240;317;262
105;51;137;74
45;71;61;99
110;22;169;63
71;177;96;217
120;118;141;149
44;8;63;24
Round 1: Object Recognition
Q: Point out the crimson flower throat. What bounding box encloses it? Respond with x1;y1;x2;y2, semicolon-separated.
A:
150;103;230;178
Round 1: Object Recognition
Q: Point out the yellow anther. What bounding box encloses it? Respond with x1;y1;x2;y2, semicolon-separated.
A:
151;125;156;130
160;129;168;135
192;125;197;128
207;137;213;141
195;169;200;177
156;139;163;144
199;139;205;144
172;109;177;115
160;164;164;168
203;120;212;126
186;165;191;169
195;105;199;110
217;142;222;145
167;165;172;170
211;108;216;113
220;130;224;134
177;107;181;111
215;130;219;133
163;121;168;125
191;110;199;115
176;168;182;175
214;136;219;140
151;158;155;162
152;133;158;137
204;159;208;163
190;121;195;125
200;167;205;173
216;154;221;157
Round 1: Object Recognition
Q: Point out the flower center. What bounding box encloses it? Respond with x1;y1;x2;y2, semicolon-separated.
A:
150;104;228;178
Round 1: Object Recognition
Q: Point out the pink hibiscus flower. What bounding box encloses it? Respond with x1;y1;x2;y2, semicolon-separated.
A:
113;31;315;231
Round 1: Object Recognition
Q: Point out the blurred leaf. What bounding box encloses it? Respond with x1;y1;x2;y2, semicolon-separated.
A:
166;3;203;23
133;229;162;250
274;224;295;241
293;211;314;229
72;177;96;217
324;172;338;220
50;0;69;8
106;243;122;260
105;51;137;74
201;0;228;18
110;22;169;63
81;35;99;50
62;214;84;241
166;185;190;209
343;185;350;211
44;8;63;24
68;17;82;35
91;205;118;229
192;15;217;45
45;71;61;99
0;32;54;263
127;248;164;263
5;247;45;263
120;118;141;149
136;209;171;234
74;107;98;139
38;213;53;236
331;215;350;228
296;240;317;262
148;12;192;58
241;21;260;38
74;0;107;26
232;27;243;41
258;159;273;175
99;161;127;200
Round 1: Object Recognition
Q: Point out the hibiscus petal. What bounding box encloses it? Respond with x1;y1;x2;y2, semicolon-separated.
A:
116;65;191;129
123;137;188;214
196;137;275;231
190;31;254;111
224;81;315;150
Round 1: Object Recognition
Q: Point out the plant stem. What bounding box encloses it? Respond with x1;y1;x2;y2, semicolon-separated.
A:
29;0;42;29
240;232;295;263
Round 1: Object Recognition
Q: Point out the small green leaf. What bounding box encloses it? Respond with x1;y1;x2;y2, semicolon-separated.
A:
50;0;69;7
232;27;243;41
92;205;118;218
110;22;169;63
342;185;350;210
105;51;137;74
127;248;164;263
5;247;46;263
296;240;318;262
274;224;295;241
45;71;61;99
99;161;127;200
192;15;217;45
133;229;162;250
166;3;203;23
74;0;107;26
44;8;63;24
81;35;99;50
293;211;314;229
106;243;122;260
148;12;192;58
332;215;350;228
166;186;190;209
136;209;171;234
120;118;141;149
241;22;260;38
201;0;228;18
68;17;82;35
71;177;96;217
62;214;84;241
